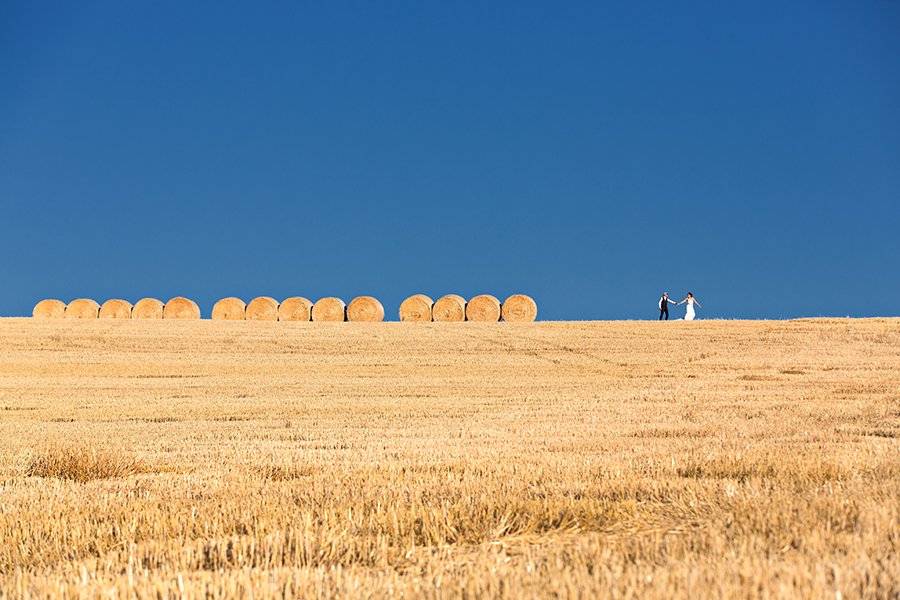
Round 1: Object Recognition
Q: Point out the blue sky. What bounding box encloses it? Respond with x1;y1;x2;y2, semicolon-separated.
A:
2;2;898;319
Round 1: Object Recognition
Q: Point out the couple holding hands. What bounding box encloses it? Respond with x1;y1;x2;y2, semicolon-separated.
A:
658;292;701;321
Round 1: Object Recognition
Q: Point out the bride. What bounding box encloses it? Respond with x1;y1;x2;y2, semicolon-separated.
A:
677;292;702;320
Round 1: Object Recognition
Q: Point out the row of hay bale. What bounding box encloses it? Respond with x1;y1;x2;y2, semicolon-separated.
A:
400;294;537;322
33;297;201;319
32;294;537;322
30;296;383;322
209;296;383;322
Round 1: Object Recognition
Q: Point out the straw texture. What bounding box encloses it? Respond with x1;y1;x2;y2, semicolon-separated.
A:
347;296;385;322
65;299;100;319
246;297;279;321
132;298;164;319
277;297;313;322
99;299;133;319
466;294;501;322
432;294;466;322
32;299;66;319
398;294;433;322
311;297;346;322
164;297;201;320
211;297;246;320
501;294;538;322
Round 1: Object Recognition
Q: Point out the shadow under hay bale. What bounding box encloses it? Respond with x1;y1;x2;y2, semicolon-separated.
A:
211;297;246;320
65;299;100;319
502;294;538;322
246;296;279;321
164;297;201;319
32;299;66;319
399;294;433;322
99;299;133;319
312;297;346;322
347;296;384;322
278;297;313;321
132;298;164;319
433;294;466;322
466;294;501;322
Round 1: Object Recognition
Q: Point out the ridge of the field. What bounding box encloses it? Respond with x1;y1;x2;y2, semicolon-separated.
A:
0;317;897;597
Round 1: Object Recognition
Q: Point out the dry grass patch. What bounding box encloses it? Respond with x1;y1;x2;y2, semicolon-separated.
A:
24;445;149;482
675;454;851;484
252;463;317;480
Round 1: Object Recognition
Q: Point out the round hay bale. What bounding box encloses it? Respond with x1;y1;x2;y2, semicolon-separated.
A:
211;297;246;320
466;294;501;322
311;297;346;322
99;299;133;319
246;296;279;321
164;296;201;320
32;299;66;319
399;294;433;322
278;297;313;321
501;294;538;322
347;296;384;322
132;298;164;319
64;298;100;319
432;294;466;322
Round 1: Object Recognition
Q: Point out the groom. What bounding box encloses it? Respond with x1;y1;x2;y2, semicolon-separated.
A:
658;292;676;320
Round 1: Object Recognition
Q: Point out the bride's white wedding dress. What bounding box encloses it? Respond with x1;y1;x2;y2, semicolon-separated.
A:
684;298;696;321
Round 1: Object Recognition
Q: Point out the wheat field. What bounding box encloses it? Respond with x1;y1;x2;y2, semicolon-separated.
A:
0;317;897;598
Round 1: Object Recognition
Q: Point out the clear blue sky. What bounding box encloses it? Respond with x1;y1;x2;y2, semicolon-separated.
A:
2;2;898;319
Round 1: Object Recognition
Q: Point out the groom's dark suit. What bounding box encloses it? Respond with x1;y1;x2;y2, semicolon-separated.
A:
659;295;674;320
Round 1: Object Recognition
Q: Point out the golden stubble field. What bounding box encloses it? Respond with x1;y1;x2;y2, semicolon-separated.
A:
0;317;897;598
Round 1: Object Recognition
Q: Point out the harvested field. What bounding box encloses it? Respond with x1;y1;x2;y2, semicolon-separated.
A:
0;318;897;598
